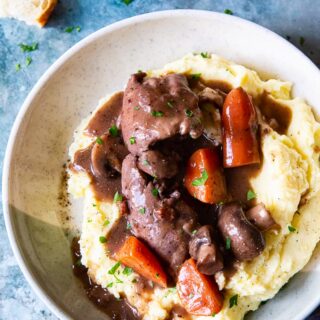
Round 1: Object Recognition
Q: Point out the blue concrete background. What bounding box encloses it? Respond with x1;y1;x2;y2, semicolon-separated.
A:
0;0;319;319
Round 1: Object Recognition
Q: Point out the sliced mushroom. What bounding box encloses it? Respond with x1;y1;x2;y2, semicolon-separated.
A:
91;134;127;178
189;225;224;275
246;203;279;232
218;202;265;261
201;104;223;146
199;87;226;108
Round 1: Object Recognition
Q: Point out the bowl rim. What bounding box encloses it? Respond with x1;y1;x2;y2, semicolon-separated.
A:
2;9;320;320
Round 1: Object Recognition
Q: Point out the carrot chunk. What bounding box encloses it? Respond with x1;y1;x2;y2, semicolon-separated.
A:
184;148;227;204
115;236;167;287
177;258;223;316
222;87;260;168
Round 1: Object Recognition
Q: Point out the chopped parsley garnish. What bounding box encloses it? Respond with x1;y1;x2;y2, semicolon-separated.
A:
92;203;96;207
122;0;134;5
132;279;137;283
155;273;159;278
191;73;201;80
151;188;159;197
107;282;113;288
247;189;257;201
129;136;136;144
299;36;305;46
96;136;103;145
143;159;150;166
113;191;123;203
123;267;133;276
185;109;193;117
192;230;197;235
192;169;208;186
229;294;238;308
75;258;82;267
19;42;38;52
218;201;224;205
134;105;140;110
25;56;32;66
15;63;21;71
200;52;209;58
151;110;164;117
212;313;216;317
226;237;231;250
65;26;74;33
64;25;81;33
167;101;174;108
109;124;119;137
224;9;233;15
126;222;132;230
164;287;176;298
108;262;121;275
99;236;107;243
139;207;146;214
103;220;110;227
87;219;92;223
288;225;296;232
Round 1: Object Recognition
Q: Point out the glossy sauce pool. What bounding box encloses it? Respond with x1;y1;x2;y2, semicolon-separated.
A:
71;238;141;320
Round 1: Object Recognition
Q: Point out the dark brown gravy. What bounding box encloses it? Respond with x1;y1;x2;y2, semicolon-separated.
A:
225;164;261;204
71;238;141;320
258;93;292;135
169;305;191;320
203;79;233;93
71;91;128;202
187;78;232;97
106;215;132;256
86;91;124;137
72;140;124;202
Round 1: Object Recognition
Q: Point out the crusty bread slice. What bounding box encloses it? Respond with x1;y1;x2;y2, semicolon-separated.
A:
0;0;57;27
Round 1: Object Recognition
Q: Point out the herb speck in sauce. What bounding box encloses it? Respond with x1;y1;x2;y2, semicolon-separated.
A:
99;236;107;243
226;237;231;250
96;136;103;145
129;137;136;144
288;225;296;233
185;109;193;117
191;73;201;80
229;294;238;308
152;188;159;197
151;110;164;117
113;191;123;203
192;169;208;186
109;124;119;137
247;189;257;201
200;52;210;58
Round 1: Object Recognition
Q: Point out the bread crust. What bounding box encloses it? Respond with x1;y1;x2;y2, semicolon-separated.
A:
36;0;58;27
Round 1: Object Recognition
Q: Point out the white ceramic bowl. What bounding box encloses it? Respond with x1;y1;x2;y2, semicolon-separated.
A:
3;10;320;320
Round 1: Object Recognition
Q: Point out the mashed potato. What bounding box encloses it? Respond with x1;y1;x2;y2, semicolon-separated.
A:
68;54;320;320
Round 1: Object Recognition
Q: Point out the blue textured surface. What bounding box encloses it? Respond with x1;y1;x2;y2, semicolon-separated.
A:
1;1;320;319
